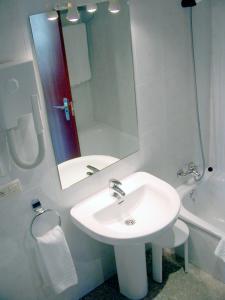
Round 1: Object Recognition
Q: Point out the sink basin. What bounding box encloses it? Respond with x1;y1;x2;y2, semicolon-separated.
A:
58;155;119;189
70;172;180;299
71;172;180;245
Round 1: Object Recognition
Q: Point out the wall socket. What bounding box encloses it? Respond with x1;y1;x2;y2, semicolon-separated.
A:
0;179;22;198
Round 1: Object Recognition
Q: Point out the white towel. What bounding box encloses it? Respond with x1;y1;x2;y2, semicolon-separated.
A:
63;23;91;86
215;238;225;262
37;225;78;294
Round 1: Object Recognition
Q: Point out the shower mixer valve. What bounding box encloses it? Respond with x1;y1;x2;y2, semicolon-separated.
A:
177;162;201;180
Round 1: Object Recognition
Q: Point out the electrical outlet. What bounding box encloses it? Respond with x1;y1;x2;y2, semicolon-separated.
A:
0;179;22;198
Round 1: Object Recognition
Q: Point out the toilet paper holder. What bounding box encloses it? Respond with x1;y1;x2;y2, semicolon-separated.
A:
30;199;61;240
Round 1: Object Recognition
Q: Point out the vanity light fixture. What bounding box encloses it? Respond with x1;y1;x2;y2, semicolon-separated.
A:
47;10;58;20
54;0;68;10
86;3;98;13
108;0;121;14
66;1;80;22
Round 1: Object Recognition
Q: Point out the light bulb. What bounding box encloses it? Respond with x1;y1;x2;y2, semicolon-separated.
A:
47;10;58;21
86;3;97;13
108;0;121;14
66;2;80;22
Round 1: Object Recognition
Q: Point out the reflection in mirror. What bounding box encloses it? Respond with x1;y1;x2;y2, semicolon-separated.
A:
30;0;139;189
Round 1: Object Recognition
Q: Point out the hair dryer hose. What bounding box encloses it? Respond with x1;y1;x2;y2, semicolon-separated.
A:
7;129;45;169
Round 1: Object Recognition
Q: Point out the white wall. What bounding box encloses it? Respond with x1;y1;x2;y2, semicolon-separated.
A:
131;0;201;178
0;0;202;299
192;0;211;168
210;0;225;171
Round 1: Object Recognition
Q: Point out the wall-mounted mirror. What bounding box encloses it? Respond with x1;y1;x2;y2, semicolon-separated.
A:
30;0;139;189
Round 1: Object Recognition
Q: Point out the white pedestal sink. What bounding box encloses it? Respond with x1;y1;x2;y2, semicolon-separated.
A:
114;243;148;299
70;172;180;299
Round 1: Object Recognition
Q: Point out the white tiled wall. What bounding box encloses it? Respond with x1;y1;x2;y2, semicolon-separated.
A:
131;0;202;179
192;0;211;166
210;0;225;170
0;0;207;299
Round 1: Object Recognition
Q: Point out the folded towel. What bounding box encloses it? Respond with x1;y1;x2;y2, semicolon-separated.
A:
215;238;225;262
63;23;91;86
37;225;78;294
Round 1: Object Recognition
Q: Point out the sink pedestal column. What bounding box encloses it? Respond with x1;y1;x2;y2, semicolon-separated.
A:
114;244;148;299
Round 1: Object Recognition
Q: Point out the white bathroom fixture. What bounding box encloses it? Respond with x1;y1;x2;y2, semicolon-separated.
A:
58;155;119;189
71;172;180;299
86;3;97;13
0;61;45;169
66;1;80;22
108;0;121;14
151;219;189;283
47;10;58;20
177;177;225;283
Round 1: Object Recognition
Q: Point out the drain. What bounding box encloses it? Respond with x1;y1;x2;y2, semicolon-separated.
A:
125;219;136;226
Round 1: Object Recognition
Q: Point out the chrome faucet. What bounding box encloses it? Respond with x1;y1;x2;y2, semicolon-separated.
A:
86;165;100;176
109;179;126;204
177;162;201;180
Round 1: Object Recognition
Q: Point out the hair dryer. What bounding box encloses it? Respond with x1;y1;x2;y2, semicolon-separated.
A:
0;61;45;169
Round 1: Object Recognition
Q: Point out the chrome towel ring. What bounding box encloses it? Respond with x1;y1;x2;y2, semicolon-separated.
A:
30;199;61;240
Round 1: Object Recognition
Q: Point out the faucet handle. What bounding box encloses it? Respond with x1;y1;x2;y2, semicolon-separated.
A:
188;162;198;170
109;178;122;187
